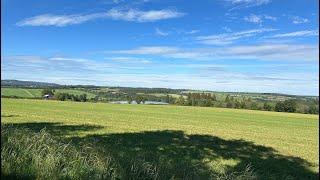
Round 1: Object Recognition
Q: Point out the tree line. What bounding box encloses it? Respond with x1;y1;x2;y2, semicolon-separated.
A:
41;88;88;102
170;93;318;114
31;88;320;114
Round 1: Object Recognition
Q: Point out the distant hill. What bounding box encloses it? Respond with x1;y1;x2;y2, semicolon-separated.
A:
1;80;60;87
1;79;318;98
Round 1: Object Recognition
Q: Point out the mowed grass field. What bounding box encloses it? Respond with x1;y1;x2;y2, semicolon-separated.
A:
1;88;42;98
1;87;96;98
1;98;319;179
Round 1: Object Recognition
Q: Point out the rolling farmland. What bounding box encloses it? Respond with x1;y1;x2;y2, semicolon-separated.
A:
1;98;319;179
1;87;96;99
1;88;42;98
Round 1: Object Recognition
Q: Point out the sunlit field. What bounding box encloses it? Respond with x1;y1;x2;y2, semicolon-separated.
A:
1;98;319;179
1;88;96;99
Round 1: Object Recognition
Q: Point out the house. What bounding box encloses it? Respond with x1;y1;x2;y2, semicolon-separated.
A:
130;100;137;104
43;94;52;100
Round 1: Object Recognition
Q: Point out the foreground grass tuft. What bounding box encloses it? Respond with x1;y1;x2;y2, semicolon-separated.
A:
1;124;257;180
1;125;119;179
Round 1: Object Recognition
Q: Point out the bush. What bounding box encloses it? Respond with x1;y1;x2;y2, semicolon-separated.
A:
275;100;297;113
54;92;67;101
263;102;273;111
213;164;257;180
1;125;119;179
41;88;54;96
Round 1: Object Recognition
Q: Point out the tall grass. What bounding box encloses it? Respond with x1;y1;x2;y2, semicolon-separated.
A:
1;124;256;180
1;125;119;179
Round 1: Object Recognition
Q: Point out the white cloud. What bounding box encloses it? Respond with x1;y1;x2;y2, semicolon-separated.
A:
2;54;318;95
222;26;232;32
108;57;151;64
3;68;318;95
105;8;185;22
291;16;309;24
101;0;125;5
1;55;149;73
109;46;205;59
17;8;185;26
222;44;318;61
49;57;88;62
112;0;124;4
2;56;46;63
229;0;270;5
226;0;271;10
155;28;169;36
269;30;319;38
109;43;319;62
196;28;276;45
244;14;262;24
185;30;199;34
225;12;238;21
263;15;277;21
244;14;277;24
112;46;179;55
16;13;105;27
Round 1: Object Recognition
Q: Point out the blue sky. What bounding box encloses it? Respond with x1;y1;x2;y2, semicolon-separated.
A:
1;0;319;95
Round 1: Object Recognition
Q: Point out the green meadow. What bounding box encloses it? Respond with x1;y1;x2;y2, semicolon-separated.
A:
1;87;96;98
1;88;42;98
1;98;319;179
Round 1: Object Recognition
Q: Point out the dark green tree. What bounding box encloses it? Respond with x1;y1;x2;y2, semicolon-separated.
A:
307;105;319;114
275;102;285;112
141;96;147;104
176;95;185;105
79;94;87;102
283;99;297;112
211;93;217;101
136;96;143;104
250;102;259;110
41;88;54;96
263;102;272;111
127;95;133;104
225;95;231;103
234;100;241;109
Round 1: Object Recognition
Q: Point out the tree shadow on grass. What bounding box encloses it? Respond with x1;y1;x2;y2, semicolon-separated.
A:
2;122;104;137
2;122;318;179
1;173;34;180
1;114;20;118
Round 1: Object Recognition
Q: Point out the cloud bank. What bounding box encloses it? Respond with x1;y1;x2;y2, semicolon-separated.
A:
17;8;185;27
110;43;319;61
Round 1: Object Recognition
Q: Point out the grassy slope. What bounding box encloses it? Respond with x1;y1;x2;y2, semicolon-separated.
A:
1;98;319;178
149;93;186;98
1;88;96;98
1;88;42;98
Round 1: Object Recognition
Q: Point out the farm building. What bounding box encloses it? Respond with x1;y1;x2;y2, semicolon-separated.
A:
43;94;53;100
